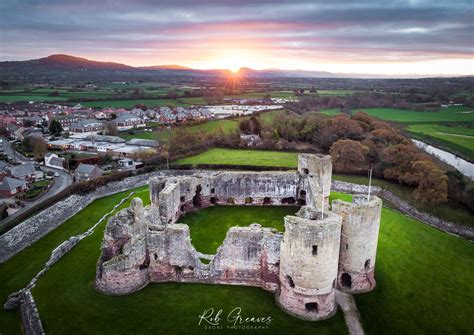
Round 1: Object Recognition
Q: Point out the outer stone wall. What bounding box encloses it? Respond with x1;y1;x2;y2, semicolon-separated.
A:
332;195;382;293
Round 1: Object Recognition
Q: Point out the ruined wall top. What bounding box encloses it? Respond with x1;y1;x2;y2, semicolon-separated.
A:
297;154;332;176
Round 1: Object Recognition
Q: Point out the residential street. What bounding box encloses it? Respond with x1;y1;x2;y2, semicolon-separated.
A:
1;138;73;228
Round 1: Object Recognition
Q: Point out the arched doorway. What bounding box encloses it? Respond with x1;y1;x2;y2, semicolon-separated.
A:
193;185;202;208
341;273;352;288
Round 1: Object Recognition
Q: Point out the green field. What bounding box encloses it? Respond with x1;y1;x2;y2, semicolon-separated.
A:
0;94;68;102
121;118;241;142
121;109;283;142
81;98;191;109
175;148;299;167
406;124;474;161
0;187;472;334
320;106;474;123
178;206;298;254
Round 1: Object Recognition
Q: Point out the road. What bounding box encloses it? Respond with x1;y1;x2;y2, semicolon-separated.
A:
1;138;74;228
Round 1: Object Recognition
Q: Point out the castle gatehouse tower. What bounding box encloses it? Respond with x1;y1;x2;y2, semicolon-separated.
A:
332;194;382;293
277;206;342;320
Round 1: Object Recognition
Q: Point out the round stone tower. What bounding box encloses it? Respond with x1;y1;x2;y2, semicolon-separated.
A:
276;207;341;321
297;154;332;210
332;194;382;293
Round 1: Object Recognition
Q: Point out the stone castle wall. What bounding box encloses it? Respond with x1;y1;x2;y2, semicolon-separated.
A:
277;208;342;321
96;197;283;295
332;195;382;293
95;154;382;321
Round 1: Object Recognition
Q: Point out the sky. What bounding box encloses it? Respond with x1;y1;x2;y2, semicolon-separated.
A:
0;0;473;75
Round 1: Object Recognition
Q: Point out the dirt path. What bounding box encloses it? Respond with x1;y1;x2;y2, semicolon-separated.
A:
335;290;365;335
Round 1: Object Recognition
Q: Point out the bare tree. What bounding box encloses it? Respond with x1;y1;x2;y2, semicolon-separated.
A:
105;121;118;136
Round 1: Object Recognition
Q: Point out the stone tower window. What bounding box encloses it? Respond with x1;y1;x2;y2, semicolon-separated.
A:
365;259;371;269
345;244;348;250
312;245;318;255
303;168;309;175
286;275;295;288
305;302;318;312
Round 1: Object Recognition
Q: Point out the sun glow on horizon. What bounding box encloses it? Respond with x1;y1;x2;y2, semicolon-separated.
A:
198;49;267;73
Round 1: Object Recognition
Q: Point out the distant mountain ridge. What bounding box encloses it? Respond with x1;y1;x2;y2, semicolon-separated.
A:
0;54;467;79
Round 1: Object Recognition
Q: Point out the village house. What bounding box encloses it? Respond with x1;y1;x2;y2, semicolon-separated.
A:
54;115;82;131
70;119;105;135
44;153;66;170
7;163;44;182
74;163;103;182
0;177;27;197
112;113;146;130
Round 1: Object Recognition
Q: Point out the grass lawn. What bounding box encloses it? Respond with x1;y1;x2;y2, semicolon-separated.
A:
0;185;150;334
178;206;299;254
319;106;474;123
406;124;474;161
31;194;345;335
175;148;299;168
25;179;52;199
0;188;472;334
354;199;474;334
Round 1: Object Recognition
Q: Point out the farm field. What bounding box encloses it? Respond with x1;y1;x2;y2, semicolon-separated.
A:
0;86;364;105
406;124;474;161
81;98;191;109
175;148;299;168
0;187;472;334
318;106;474;160
320;106;474;123
120;109;283;142
121;118;241;142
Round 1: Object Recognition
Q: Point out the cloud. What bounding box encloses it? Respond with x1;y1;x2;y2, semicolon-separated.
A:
0;0;472;74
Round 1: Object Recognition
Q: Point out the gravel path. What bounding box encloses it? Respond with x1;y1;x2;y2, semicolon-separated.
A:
336;290;365;335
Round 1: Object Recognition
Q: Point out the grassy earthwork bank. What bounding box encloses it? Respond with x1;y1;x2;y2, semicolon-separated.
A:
175;148;299;168
0;187;472;334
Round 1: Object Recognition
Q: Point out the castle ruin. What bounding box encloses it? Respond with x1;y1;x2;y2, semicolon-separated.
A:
95;154;382;321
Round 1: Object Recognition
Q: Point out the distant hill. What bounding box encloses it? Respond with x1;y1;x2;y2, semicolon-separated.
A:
140;64;193;70
0;54;465;83
4;54;133;71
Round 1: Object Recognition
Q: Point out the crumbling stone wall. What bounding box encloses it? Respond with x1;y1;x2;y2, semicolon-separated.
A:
298;154;332;210
96;198;283;295
19;290;44;335
95;154;383;322
0;170;197;264
332;195;382;293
